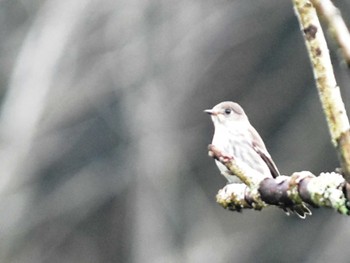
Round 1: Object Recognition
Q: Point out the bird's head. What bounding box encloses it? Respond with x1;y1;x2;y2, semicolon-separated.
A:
204;101;248;128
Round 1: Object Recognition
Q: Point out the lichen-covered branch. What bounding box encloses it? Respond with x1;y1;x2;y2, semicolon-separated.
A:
292;0;350;182
209;145;350;215
311;0;350;66
216;171;349;215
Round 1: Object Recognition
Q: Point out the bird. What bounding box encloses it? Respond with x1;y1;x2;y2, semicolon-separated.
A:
205;101;311;218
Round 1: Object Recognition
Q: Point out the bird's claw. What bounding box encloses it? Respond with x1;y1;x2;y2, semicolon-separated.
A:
208;144;233;163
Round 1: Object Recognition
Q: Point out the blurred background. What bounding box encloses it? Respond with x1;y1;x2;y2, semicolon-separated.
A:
1;0;350;262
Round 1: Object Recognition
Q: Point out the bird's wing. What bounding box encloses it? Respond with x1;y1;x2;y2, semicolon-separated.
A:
250;128;280;178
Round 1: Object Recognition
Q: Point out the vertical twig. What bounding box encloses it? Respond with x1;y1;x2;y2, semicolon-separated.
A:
292;0;350;182
311;0;350;66
0;1;88;192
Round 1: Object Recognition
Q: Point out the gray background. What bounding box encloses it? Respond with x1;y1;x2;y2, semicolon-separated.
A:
1;0;350;262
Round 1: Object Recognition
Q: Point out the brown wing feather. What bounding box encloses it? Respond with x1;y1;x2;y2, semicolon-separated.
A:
249;128;280;178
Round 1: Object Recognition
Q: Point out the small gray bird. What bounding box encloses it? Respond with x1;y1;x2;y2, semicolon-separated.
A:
205;101;311;218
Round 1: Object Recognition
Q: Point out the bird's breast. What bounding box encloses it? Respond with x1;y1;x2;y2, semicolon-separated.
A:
211;126;272;179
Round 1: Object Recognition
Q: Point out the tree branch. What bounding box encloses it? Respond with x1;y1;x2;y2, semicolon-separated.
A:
311;0;350;66
292;0;350;182
209;145;350;215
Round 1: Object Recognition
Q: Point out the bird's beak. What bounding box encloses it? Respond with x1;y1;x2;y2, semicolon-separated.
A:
204;109;217;116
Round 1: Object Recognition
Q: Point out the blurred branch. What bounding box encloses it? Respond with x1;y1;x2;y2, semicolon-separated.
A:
292;0;350;182
0;0;87;195
209;145;350;215
311;0;350;66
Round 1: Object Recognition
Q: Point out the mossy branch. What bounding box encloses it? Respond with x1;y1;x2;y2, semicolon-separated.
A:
292;0;350;182
209;145;350;215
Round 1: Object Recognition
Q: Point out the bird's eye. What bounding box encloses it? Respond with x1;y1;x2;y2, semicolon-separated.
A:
224;108;231;115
